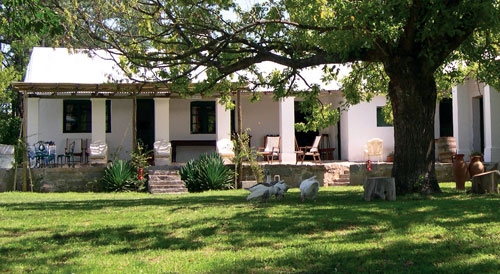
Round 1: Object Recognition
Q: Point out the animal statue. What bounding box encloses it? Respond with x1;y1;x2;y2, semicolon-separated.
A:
246;180;289;202
299;176;320;202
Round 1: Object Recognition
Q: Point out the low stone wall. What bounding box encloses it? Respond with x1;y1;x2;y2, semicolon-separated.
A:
0;161;480;192
241;162;455;187
0;167;105;192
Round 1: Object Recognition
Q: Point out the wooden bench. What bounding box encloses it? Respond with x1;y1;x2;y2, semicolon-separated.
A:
171;140;216;162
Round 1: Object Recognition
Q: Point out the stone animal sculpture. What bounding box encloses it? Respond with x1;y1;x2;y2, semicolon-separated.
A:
246;180;289;202
299;176;320;202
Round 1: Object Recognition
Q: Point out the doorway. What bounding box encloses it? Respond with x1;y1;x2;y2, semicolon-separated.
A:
294;101;318;148
136;99;155;151
439;98;453;137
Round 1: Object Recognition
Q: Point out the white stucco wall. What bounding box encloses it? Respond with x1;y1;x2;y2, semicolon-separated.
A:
342;96;394;161
35;98;133;160
106;99;133;160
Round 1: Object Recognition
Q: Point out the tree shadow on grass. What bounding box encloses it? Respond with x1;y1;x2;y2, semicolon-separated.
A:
2;186;500;273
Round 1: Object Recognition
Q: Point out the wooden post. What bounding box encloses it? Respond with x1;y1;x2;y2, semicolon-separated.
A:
236;90;243;188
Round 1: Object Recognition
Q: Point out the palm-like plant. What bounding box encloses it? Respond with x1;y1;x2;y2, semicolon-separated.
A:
100;160;135;192
180;153;234;192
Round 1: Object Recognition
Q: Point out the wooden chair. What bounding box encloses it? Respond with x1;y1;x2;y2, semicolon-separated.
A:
295;138;305;164
258;136;280;164
300;136;322;164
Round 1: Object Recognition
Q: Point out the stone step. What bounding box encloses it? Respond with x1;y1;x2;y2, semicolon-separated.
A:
148;169;187;194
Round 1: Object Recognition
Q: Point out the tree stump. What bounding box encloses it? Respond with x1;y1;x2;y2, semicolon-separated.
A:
471;170;500;194
363;177;396;201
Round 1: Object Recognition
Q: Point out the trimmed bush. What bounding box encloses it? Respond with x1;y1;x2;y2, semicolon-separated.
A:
180;152;235;192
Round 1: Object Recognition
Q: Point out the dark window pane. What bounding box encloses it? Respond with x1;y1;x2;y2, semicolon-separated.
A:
191;101;216;134
63;100;91;133
376;106;393;127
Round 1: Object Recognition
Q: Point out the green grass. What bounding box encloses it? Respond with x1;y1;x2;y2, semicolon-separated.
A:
1;182;500;273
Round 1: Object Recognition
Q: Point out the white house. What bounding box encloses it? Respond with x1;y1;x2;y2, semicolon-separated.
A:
15;47;495;165
452;80;500;163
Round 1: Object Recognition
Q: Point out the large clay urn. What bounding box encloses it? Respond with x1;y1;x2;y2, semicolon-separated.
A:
452;154;468;190
468;155;485;178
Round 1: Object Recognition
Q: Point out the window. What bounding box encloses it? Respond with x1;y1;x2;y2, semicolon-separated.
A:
64;100;91;133
63;100;111;133
191;101;215;134
376;106;393;127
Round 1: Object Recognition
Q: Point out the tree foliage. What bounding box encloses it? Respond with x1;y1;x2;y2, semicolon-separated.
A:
61;1;500;194
1;0;67;148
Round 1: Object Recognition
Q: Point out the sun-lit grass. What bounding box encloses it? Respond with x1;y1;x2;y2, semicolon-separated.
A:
2;182;500;273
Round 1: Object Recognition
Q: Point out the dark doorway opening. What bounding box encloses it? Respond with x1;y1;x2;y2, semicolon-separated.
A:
294;101;318;147
136;99;155;151
439;98;453;137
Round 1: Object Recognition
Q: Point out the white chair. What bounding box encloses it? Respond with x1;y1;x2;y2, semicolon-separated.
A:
217;138;235;164
88;140;108;165
258;136;280;164
364;138;383;162
153;140;171;166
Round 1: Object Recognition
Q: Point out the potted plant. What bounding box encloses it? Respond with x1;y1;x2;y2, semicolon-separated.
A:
386;151;394;162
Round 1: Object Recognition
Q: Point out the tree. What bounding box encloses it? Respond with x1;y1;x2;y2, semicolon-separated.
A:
65;0;500;195
1;0;66;143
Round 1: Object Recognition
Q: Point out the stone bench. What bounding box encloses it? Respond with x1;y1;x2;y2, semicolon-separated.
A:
363;177;396;201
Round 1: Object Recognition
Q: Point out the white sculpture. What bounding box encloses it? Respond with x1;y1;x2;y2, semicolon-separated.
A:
299;176;320;202
246;180;289;202
88;140;108;165
153;140;171;166
216;138;234;164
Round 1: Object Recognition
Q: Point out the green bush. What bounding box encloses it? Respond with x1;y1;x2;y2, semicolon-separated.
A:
180;152;235;192
99;160;136;192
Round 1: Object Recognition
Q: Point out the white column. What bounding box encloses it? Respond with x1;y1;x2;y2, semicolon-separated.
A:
27;98;39;146
91;98;106;143
452;84;472;156
216;99;232;140
483;85;500;163
154;98;170;141
279;97;295;164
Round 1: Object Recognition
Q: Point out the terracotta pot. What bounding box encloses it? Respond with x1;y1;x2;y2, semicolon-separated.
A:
452;154;468;190
468;156;485;178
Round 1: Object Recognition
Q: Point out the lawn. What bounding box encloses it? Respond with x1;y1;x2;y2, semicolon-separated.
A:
1;182;500;273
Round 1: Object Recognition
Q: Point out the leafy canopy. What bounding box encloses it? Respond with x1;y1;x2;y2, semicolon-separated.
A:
63;0;500;130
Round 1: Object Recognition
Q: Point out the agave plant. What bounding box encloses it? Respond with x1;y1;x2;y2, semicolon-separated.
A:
180;153;234;192
100;160;135;192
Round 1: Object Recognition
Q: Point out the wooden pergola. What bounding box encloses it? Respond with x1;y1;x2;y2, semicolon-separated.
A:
11;82;173;98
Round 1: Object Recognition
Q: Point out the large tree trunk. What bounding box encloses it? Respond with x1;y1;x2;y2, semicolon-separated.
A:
385;60;441;195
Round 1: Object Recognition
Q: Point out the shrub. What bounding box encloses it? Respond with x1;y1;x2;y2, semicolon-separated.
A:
99;160;135;192
130;141;152;192
180;152;235;192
